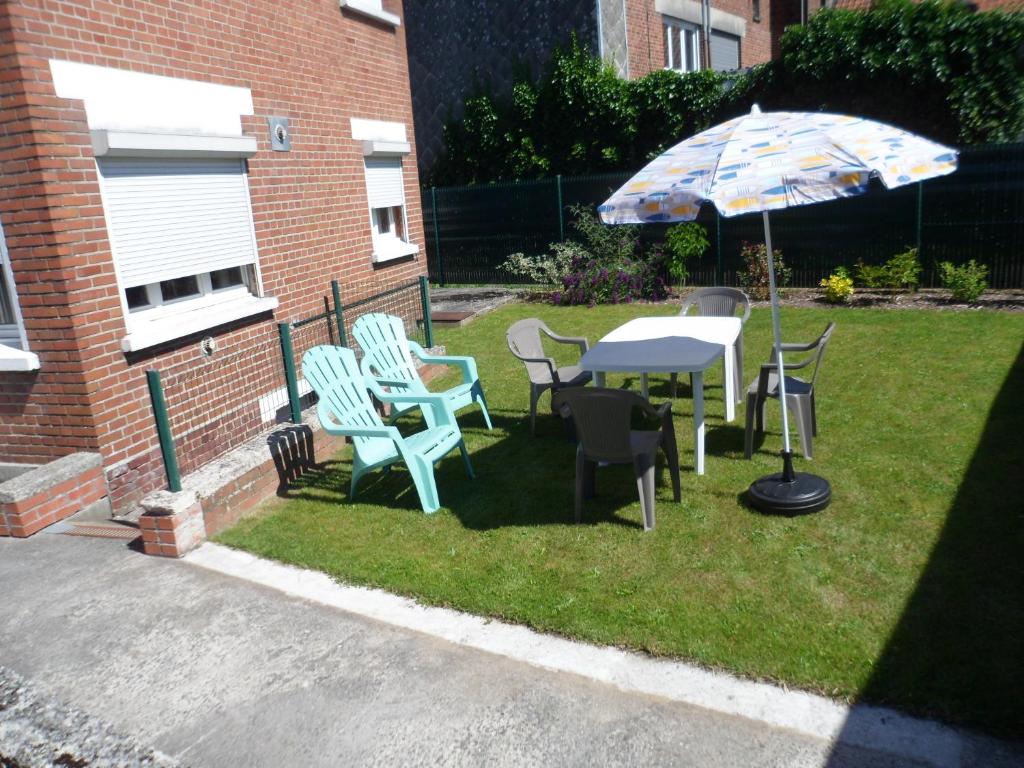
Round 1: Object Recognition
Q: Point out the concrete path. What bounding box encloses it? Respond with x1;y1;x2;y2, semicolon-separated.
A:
0;534;1013;767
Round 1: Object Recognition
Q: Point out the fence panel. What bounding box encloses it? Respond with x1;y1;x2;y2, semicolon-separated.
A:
423;143;1024;289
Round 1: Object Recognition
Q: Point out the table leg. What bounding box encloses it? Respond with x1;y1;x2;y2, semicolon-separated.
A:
595;371;605;387
723;345;735;423
640;372;649;399
693;370;705;475
735;333;744;404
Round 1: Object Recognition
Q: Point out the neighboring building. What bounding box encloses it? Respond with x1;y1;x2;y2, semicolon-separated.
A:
0;0;426;517
405;0;790;175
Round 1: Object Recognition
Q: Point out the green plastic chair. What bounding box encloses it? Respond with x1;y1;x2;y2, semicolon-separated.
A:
352;312;493;430
302;344;473;514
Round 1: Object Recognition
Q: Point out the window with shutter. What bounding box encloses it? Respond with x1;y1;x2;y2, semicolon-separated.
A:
709;30;741;72
663;17;701;73
363;156;417;262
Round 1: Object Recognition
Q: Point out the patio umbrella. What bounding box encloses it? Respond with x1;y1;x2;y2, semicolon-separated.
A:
599;105;958;514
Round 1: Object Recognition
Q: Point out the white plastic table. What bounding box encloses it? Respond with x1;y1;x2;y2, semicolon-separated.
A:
579;317;742;475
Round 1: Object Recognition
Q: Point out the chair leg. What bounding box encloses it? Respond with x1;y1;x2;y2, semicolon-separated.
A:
458;439;474;479
670;372;678;398
408;454;441;513
810;392;818;437
529;387;540;436
634;454;656;531
757;394;767;434
662;432;681;503
735;334;744;406
574;446;587;524
472;380;494;430
744;391;757;459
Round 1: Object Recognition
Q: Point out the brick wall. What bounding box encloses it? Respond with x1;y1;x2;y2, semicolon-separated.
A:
625;0;776;79
0;0;427;514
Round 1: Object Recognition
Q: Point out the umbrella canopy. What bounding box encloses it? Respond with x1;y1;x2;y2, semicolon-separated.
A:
598;107;957;225
598;106;959;514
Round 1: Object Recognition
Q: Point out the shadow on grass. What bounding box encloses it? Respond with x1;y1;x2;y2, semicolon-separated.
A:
278;404;714;531
826;340;1024;749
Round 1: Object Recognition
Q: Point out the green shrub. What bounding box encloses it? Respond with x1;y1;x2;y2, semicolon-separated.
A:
738;242;790;301
499;249;574;285
856;247;922;291
663;222;710;285
820;267;855;304
939;259;988;302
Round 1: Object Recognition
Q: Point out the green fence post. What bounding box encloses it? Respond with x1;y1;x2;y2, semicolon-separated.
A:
277;322;303;424
331;279;347;346
419;275;434;348
715;212;723;286
145;369;181;492
431;187;445;287
915;181;924;254
556;175;565;241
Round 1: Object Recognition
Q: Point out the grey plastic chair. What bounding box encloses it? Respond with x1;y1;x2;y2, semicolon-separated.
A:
744;322;836;460
552;387;680;531
507;319;592;435
670;287;752;398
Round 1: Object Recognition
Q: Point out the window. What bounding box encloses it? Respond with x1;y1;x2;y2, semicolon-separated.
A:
752;0;761;22
0;219;38;370
664;18;701;73
709;30;741;72
97;157;275;351
364;156;416;262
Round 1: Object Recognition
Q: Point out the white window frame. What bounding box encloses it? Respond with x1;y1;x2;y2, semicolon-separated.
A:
0;217;40;371
353;118;419;264
664;17;702;73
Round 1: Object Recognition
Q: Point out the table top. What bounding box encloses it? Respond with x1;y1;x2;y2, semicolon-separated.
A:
580;315;738;375
600;316;741;345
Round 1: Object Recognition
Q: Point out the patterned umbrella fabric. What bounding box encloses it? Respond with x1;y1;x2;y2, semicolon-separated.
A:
598;107;958;224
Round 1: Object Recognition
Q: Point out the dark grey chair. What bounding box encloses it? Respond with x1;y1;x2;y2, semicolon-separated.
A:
744;322;836;460
670;287;752;398
507;319;592;435
552;387;680;531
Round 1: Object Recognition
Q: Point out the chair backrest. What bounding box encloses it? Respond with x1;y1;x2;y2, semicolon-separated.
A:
679;287;751;323
808;322;836;389
352;312;425;392
302;345;385;449
553;387;650;464
507;318;552;384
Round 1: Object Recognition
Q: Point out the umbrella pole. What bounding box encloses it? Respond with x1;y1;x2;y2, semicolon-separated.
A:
746;211;831;514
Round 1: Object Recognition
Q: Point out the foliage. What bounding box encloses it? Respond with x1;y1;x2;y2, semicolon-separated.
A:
433;2;1024;184
551;206;667;306
857;247;922;291
737;242;790;301
819;267;855;304
663;223;710;285
939;259;989;302
499;249;573;285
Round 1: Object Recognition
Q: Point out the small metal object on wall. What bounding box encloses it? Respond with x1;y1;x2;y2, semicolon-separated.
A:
268;117;291;151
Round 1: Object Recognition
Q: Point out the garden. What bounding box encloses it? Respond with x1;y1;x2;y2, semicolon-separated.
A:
217;297;1024;739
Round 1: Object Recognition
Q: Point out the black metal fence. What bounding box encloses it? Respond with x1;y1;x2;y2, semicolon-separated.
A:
145;277;433;491
422;143;1024;289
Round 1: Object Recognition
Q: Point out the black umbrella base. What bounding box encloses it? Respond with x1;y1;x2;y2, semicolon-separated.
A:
747;451;831;515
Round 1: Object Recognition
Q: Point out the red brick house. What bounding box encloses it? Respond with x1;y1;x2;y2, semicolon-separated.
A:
0;0;427;526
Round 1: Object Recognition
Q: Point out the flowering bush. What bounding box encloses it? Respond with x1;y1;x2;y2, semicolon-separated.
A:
554;249;668;306
500;247;574;285
819;267;855;304
737;242;790;301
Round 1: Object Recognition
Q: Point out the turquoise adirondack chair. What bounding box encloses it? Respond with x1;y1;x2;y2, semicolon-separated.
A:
302;344;474;514
351;312;493;430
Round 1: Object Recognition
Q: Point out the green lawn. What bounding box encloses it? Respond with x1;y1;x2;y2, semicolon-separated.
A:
218;303;1024;737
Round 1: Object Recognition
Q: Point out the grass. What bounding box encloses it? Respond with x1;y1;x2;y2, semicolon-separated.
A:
217;302;1024;737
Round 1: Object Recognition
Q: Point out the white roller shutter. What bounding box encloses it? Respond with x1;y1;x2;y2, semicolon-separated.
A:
709;30;740;72
97;157;258;288
364;157;405;208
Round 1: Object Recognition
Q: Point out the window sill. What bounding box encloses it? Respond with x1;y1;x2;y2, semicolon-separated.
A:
340;0;400;27
0;343;40;372
121;295;278;353
372;241;419;264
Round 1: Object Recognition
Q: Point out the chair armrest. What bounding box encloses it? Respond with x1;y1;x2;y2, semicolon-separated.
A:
409;341;477;382
317;403;397;439
511;354;558;379
364;377;458;427
740;302;752;324
541;327;589;354
761;354;814;373
779;340;819;352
